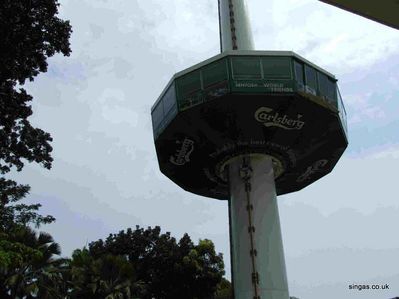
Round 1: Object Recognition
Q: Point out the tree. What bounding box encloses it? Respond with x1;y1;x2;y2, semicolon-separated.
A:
0;0;72;231
0;178;57;297
0;2;72;297
214;277;232;299
0;179;61;298
0;0;72;175
0;226;64;299
67;248;137;299
0;178;55;231
89;226;226;299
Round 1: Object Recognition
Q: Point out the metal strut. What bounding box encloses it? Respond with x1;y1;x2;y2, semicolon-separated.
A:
239;156;261;299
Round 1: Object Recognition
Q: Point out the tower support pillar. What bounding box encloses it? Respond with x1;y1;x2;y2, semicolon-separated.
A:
228;154;290;299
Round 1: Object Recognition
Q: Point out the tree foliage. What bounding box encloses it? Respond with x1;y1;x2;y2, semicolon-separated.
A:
89;226;226;299
0;177;56;290
1;224;228;298
0;0;72;176
0;0;72;84
0;226;64;299
0;178;55;231
67;248;137;299
0;0;71;275
0;1;71;297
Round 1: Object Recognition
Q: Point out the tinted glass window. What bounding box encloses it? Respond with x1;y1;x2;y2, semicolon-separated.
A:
294;61;304;85
152;101;163;129
178;70;201;97
163;83;176;114
305;65;317;90
231;57;261;79
202;59;228;87
318;72;336;104
262;57;292;79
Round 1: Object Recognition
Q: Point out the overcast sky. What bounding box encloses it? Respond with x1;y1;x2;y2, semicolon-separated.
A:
9;0;399;298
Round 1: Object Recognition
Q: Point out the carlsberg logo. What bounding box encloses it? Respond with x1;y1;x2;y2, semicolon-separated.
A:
255;107;305;130
169;138;194;166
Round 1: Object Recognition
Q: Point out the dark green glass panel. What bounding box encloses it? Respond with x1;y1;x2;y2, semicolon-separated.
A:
204;81;229;102
318;72;337;107
304;65;317;93
152;101;164;130
163;82;177;115
178;92;203;111
163;103;178;128
294;60;304;85
231;56;262;79
177;70;202;98
261;57;292;79
202;59;228;87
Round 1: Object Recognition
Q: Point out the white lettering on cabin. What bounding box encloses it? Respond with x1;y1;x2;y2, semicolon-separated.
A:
169;138;194;166
296;159;328;182
234;81;293;92
254;107;305;130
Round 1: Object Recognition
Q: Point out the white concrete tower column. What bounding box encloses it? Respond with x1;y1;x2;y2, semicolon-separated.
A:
218;0;254;51
228;155;290;299
218;1;290;297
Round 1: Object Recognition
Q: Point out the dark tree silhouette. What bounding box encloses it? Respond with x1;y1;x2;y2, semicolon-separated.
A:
0;2;72;297
0;226;64;299
67;248;137;299
0;0;72;175
215;277;233;299
0;0;72;234
0;178;55;231
89;226;226;299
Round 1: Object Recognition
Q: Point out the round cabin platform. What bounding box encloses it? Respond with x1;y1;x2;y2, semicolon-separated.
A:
151;50;348;199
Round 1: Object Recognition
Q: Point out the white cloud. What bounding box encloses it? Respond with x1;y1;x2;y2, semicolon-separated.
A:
250;0;399;74
346;102;386;124
369;144;399;159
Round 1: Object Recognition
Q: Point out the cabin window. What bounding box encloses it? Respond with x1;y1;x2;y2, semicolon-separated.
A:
262;57;292;79
294;60;304;85
231;57;262;79
305;65;318;92
163;83;177;115
202;59;228;87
